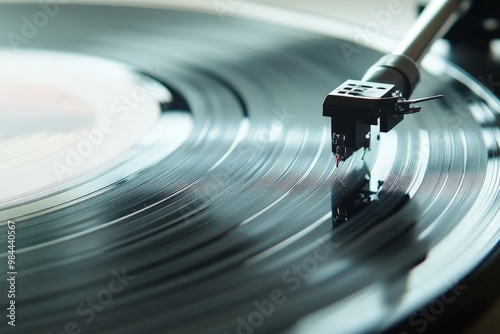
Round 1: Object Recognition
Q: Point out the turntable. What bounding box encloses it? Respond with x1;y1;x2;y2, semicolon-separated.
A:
0;1;499;334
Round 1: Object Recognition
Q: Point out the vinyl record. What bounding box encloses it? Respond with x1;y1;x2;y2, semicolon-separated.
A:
0;3;499;334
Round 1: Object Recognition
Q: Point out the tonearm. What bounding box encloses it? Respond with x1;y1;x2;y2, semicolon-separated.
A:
323;0;471;166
